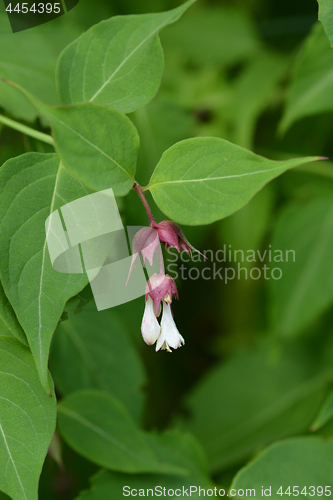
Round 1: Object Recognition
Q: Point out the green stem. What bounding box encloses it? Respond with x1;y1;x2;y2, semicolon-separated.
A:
60;0;67;13
0;114;54;146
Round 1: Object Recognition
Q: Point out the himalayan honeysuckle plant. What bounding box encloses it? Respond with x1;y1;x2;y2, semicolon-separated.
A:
1;0;333;498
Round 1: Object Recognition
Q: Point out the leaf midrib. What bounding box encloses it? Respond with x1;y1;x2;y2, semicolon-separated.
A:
89;11;181;102
58;405;159;468
148;164;286;189
0;422;27;500
37;162;62;366
49;112;131;179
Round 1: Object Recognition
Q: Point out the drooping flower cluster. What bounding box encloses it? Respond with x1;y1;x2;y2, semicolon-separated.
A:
141;273;184;352
127;216;203;352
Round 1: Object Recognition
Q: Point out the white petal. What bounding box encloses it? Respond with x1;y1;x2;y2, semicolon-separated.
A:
141;297;161;345
156;302;184;352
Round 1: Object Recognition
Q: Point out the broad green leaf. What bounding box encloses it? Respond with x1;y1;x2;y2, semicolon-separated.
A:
57;389;202;475
50;303;146;423
0;13;80;121
0;282;27;346
182;341;328;473
318;0;333;46
147;137;319;225
76;434;211;500
0;336;56;500
56;0;196;113
311;391;333;431
280;23;333;133
160;6;261;67
231;437;333;496
0;153;90;392
6;82;139;195
269;198;333;337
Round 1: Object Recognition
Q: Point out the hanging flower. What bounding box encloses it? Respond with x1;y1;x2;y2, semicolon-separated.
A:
152;220;205;258
156;302;185;352
140;273;184;351
141;296;161;345
145;273;178;316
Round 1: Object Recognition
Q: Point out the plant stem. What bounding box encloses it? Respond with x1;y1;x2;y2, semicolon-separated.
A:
133;182;156;225
0;114;54;146
158;244;165;275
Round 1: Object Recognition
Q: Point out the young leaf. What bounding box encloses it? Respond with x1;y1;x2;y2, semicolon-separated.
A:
269;198;333;337
231;437;333;496
280;22;333;133
50;303;147;423
318;0;333;46
56;0;196;113
0;153;90;393
147;137;320;225
181;341;328;472
0;336;56;500
6;81;139;195
57;389;196;475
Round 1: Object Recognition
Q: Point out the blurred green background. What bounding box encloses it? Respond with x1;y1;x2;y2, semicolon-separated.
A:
1;0;333;498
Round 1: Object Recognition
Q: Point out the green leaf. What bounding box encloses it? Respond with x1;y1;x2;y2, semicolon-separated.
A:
318;0;333;46
311;391;333;431
231;437;333;496
6;81;139;195
269;198;333;337
182;341;329;473
76;431;211;500
50;303;146;423
0;13;80;121
56;0;196;113
0;336;56;500
57;389;203;475
147;137;320;225
280;22;333;133
0;153;90;392
0;282;27;346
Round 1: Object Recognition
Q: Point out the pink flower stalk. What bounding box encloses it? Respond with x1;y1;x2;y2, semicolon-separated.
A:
128;185;206;352
152;220;205;258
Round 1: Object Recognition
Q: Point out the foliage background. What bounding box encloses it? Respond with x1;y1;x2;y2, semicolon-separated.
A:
1;0;333;498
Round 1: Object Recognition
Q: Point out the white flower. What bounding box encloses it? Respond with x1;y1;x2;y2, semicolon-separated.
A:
141;296;161;345
156;302;185;352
